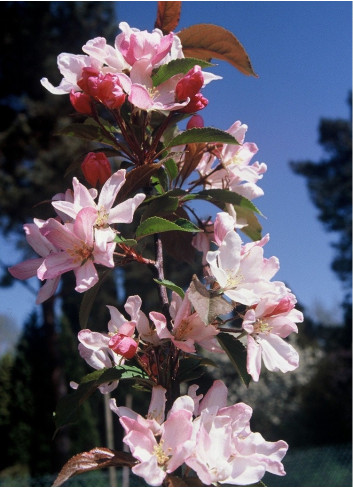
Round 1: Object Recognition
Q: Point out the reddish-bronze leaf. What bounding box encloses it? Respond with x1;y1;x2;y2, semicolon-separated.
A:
178;24;258;77
178;142;208;185
155;1;182;34
116;163;162;204
52;447;135;487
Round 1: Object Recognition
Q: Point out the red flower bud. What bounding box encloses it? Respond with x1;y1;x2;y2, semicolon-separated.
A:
70;90;93;115
77;67;100;96
81;152;112;187
187;114;205;130
175;66;204;101
95;74;126;109
180;93;208;114
108;334;138;359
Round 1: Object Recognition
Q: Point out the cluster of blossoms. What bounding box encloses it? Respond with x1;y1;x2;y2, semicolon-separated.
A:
41;21;218;115
9;19;304;487
111;380;288;486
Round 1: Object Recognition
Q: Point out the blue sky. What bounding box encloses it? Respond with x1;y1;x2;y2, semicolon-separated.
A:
0;1;351;330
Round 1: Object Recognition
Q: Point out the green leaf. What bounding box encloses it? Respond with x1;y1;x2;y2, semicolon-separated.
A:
197;189;262;215
164;158;179;181
151;167;169;194
54;366;151;431
217;332;252;387
141;193;179;220
167;127;239;147
114;235;138;247
135;216;201;238
153;278;185;299
152;57;213;86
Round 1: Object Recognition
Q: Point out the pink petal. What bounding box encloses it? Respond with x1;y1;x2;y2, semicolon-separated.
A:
74;260;98;292
247;335;262;382
98;169;126;211
9;257;43;280
38;252;76;280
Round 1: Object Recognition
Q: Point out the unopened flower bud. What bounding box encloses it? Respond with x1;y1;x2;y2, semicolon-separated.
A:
81;152;112;187
187;114;205;129
70;90;93;115
95;74;126;109
175;65;204;101
181;93;208;113
108;333;138;359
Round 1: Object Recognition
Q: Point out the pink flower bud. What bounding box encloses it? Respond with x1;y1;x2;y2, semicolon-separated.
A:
187;114;205;130
108;334;138;359
95;74;126;109
69;90;93;115
77;67;100;96
181;93;208;113
175;66;204;101
81;152;112;187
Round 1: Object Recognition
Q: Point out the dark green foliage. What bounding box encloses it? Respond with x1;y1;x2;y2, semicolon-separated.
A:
291;94;352;313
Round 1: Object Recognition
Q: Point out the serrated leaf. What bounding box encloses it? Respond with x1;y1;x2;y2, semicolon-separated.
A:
152;57;213;86
217;332;252;387
136;216;201;238
168;127;239;148
154;278;185;298
54;366;150;431
53;447;135;487
197;189;262;215
154;1;181;34
188;276;234;325
178;23;258;77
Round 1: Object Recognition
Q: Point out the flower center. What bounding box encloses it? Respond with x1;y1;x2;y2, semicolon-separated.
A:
67;243;94;264
153;440;170;467
253;319;272;334
174;318;193;340
225;271;243;290
95;207;109;228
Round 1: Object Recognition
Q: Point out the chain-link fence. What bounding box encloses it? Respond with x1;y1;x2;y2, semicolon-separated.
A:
0;443;351;487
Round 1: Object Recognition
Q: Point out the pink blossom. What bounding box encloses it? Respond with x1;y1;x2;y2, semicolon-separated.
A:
196;120;267;200
41;36;129;96
243;295;303;381
149;292;221;353
40;52;98;95
206;228;281;306
81;152;112;187
51;169;145;249
111;385;194;486
37;207;115;292
8;219;60;304
77;295;145;392
115;22;175;68
185;380;288;486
